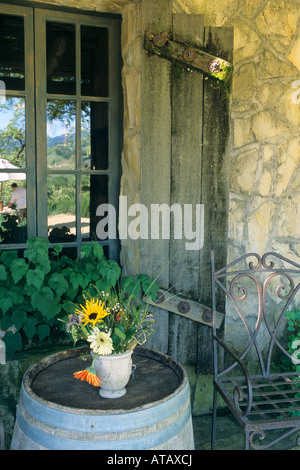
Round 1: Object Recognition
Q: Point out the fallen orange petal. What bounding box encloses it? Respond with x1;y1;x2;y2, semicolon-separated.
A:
92;374;101;386
74;369;101;387
74;370;88;381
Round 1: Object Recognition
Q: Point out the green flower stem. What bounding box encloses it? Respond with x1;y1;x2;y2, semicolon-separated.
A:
80;324;90;339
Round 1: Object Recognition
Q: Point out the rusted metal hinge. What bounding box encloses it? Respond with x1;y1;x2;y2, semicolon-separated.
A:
144;32;233;82
144;288;224;329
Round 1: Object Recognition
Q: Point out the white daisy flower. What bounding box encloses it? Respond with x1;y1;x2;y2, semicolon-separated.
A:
87;327;114;355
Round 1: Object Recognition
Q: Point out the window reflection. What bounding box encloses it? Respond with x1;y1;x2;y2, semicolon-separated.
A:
47;174;76;242
0;97;26;168
47;100;76;169
81;102;108;170
0;95;27;244
0;14;25;91
0;179;27;244
46;22;76;95
81;26;108;97
81;174;108;241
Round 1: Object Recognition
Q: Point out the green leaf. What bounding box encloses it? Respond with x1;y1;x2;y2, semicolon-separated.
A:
2;331;22;357
70;271;83;291
31;287;54;316
0;264;7;281
0;250;18;268
26;268;45;290
23;316;38;339
114;324;126;340
80;274;90;289
62;267;73;277
100;260;121;287
0;314;13;331
143;279;159;302
121;276;141;297
62;300;78;314
136;274;159;300
125;327;136;342
92;242;104;260
24;238;50;272
80;244;92;258
52;244;62;255
84;262;99;282
45;298;62;319
10;286;24;305
0;290;13;314
65;283;79;301
48;272;69;297
11;309;27;330
69;271;89;290
11;258;28;283
38;258;51;275
95;278;110;292
37;324;50;341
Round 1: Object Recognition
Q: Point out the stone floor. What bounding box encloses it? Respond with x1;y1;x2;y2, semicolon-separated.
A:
192;413;243;450
192;413;300;451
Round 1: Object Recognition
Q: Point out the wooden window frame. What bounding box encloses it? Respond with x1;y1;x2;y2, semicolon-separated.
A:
0;4;122;260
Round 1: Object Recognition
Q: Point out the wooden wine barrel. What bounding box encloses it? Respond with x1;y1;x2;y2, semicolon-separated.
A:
10;347;194;450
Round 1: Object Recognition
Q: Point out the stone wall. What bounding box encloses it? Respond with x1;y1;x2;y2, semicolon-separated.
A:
175;0;300;264
175;0;300;353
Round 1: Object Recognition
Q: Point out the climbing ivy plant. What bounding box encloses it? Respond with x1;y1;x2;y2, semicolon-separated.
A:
0;237;158;358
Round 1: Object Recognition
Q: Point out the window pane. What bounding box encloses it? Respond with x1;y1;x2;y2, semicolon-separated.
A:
81;174;108;241
46;22;76;95
0;179;27;244
47;174;76;242
0;14;25;91
47;100;76;169
0;97;26;168
81;26;108;97
81;102;108;170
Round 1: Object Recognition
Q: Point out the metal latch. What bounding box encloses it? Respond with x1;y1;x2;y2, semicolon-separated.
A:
145;32;233;82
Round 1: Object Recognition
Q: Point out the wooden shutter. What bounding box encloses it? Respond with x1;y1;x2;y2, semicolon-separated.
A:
140;0;233;373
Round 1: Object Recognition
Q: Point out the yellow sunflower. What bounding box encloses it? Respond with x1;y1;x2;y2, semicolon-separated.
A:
75;298;110;327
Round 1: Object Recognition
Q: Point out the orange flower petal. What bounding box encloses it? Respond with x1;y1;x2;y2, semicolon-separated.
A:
74;370;88;381
92;374;101;387
74;369;101;387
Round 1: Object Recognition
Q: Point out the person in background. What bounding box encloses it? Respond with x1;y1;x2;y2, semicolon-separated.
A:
4;183;27;221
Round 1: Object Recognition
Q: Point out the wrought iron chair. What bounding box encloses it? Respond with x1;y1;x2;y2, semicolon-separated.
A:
211;251;300;450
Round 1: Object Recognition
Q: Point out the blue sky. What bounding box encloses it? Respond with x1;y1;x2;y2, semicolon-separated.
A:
0;105;69;137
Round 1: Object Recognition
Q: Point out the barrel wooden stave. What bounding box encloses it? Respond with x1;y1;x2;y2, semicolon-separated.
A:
11;347;195;450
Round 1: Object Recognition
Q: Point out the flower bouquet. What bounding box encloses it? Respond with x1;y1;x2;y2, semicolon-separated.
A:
61;275;159;389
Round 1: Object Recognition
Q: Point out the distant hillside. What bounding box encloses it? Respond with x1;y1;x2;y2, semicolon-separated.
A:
47;133;72;147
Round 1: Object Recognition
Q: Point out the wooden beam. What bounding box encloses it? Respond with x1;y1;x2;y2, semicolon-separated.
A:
140;0;173;354
144;33;233;82
144;288;224;329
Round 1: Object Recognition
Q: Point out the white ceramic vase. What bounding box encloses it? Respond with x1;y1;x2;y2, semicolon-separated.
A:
94;349;134;399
